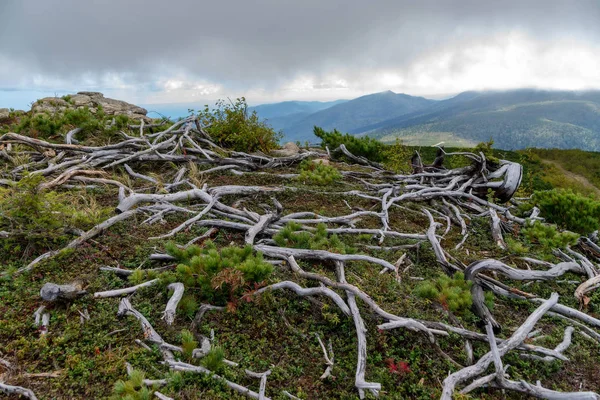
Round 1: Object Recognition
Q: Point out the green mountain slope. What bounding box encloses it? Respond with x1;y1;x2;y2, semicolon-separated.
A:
280;91;435;142
372;90;600;150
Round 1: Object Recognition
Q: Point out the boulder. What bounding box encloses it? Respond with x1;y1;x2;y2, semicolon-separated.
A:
271;142;301;157
31;98;70;115
311;158;330;166
0;108;9;120
31;92;151;122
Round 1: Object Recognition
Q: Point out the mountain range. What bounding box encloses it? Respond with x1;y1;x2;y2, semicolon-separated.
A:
251;89;600;150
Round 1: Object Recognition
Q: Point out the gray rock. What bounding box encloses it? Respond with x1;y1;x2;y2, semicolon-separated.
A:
272;141;301;157
31;92;151;122
0;108;9;120
31;97;70;115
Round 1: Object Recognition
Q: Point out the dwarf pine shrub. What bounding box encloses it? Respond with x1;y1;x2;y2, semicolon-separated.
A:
0;174;108;258
162;241;273;305
111;369;152;400
16;107;125;141
521;221;579;249
415;272;493;314
273;222;355;254
382;138;412;173
531;189;600;234
197;98;281;153
297;159;341;185
314;126;385;162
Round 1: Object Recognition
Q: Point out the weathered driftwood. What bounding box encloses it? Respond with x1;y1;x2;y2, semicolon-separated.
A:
313;333;334;380
465;259;584;330
167;360;270;400
255;244;397;272
284;256;435;340
255;281;351;316
0;383;39;400
94;279;159;298
441;293;558;399
521;326;574;363
163;283;184;326
117;298;164;344
336;262;381;398
245;369;271;400
154;392;174;400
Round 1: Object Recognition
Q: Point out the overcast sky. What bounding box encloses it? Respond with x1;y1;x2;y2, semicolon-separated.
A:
1;0;599;109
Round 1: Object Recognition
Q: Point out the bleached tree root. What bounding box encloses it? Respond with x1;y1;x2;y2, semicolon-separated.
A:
0;382;39;400
167;360;270;400
154;392;174;400
245;369;271;400
255;281;351;316
521;326;575;363
336;262;381;398
162;283;184;326
439;293;592;399
94;279;159;298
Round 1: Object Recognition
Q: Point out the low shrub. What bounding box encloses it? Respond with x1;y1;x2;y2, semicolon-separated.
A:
273;222;355;254
0;174;108;259
530;189;600;234
197;98;281;153
111;369;152;400
162;241;273;306
473;139;499;165
382;138;412;173
314;126;385;162
521;221;579;249
15;107;122;141
414;272;493;314
297;159;341;186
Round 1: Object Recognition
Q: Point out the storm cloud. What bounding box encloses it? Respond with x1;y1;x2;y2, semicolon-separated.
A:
1;0;599;106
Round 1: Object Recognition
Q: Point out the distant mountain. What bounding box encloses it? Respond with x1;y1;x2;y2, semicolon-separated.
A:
249;100;346;131
150;88;600;151
369;89;600;150
278;91;435;142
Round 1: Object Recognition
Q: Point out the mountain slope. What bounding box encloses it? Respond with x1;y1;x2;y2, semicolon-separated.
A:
280;91;436;142
249;100;347;132
372;89;600;150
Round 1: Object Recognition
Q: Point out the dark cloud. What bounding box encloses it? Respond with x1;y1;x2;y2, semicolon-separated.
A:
0;0;599;102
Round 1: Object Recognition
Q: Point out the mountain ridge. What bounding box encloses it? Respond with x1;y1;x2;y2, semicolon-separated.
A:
250;88;600;150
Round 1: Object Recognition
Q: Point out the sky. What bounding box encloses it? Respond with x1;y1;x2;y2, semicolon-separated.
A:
1;0;599;109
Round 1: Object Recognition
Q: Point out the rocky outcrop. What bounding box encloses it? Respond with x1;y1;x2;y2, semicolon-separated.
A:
31;92;150;121
0;108;9;120
271;142;301;157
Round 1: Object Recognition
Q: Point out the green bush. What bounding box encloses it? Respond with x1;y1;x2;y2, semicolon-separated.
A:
314;126;385;162
201;346;225;371
382;138;412;173
180;329;197;360
163;241;273;306
415;272;493;314
273;222;355;254
473;139;499;165
521;221;579;249
0;174;107;258
531;189;600;234
111;369;152;400
297;159;341;186
15;107;116;140
197;98;281;153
